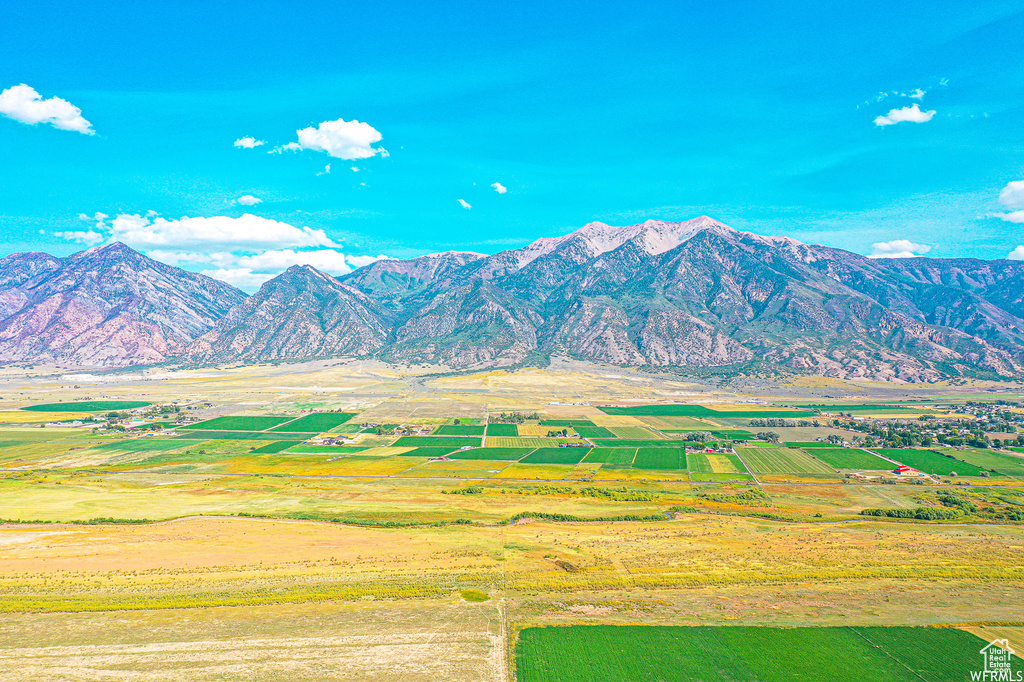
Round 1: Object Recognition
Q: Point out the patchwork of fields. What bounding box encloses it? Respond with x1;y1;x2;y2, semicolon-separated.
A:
2;377;1024;682
2;403;1020;483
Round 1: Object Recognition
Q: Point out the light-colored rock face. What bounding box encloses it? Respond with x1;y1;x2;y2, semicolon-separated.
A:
0;243;246;368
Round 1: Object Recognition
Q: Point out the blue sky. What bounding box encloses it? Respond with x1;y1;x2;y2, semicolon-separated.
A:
1;0;1022;289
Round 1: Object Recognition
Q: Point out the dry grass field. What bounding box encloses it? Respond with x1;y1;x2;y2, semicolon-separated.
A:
0;360;1021;679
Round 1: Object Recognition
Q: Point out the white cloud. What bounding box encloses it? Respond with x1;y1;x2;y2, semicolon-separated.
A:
491;182;507;194
874;103;936;127
233;137;265;148
199;250;390;290
998;180;1024;210
200;268;277;290
994;211;1024;224
457;198;472;209
350;166;359;172
54;230;104;246
86;212;337;250
70;210;392;292
233;248;352;275
346;254;390;268
908;88;926;99
1008;246;1024;261
0;84;94;135
283;118;386;160
270;142;302;154
235;194;262;206
868;239;933;259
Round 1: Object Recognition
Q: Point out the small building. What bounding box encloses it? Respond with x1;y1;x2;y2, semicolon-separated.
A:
893;464;927;477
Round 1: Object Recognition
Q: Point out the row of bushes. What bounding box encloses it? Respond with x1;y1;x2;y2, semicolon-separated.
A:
860;507;964;520
507;511;667;524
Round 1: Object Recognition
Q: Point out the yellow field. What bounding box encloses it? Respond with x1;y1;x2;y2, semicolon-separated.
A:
707;454;740;473
609;426;664;439
588;415;648;427
961;626;1024;658
352;446;414;457
403;460;510;478
592;468;690;482
515;424;552;436
0;411;91;424
491;463;575;480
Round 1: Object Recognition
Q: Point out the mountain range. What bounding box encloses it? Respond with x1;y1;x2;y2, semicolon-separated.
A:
2;217;1023;382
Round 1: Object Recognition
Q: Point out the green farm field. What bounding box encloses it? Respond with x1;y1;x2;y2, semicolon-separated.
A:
633;448;686;470
736;446;835;474
520;448;590;464
268;412;356;432
581;447;637;464
182;416;294;431
805;447;893;469
484;423;518;437
515;625;1013;682
952;448;1024;477
872;449;987;477
446;447;531;460
21;400;152;412
599;405;818;418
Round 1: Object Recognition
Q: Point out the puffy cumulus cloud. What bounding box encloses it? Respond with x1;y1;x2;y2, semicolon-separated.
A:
286;118;386;159
233;136;265;148
874;103;936;126
235;194;262;206
1008;246;1024;261
998;180;1024;210
66;210;390;292
54;230;104;246
95;212;336;250
457;198;472;209
868;239;932;259
491;182;507;194
0;84;94;134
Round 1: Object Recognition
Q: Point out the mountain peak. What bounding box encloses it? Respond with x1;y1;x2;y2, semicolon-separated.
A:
75;241;136;258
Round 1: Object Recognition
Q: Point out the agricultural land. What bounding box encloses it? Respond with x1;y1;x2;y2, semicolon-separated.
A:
0;358;1022;680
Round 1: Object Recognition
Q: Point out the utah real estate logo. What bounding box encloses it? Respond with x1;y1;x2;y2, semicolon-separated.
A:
973;639;1021;681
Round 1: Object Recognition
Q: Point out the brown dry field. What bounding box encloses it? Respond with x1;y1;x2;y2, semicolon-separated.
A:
2;514;1024;680
0;360;1022;680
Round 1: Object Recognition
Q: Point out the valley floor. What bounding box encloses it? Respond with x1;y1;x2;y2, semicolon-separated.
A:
0;360;1021;680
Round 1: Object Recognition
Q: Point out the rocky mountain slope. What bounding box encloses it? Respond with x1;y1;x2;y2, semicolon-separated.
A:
186;265;388;362
3;219;1024;381
0;243;245;366
329;217;1024;380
